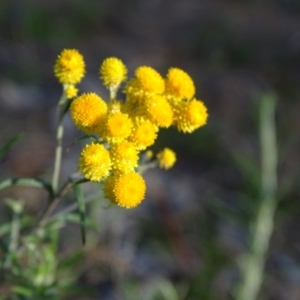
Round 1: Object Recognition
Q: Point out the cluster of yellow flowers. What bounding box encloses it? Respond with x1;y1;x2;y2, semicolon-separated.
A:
54;49;208;208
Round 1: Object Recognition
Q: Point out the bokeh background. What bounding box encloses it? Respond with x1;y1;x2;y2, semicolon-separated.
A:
1;0;300;299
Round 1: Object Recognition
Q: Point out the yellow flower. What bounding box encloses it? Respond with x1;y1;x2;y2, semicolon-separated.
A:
134;66;165;94
110;141;139;173
175;99;208;133
100;57;127;89
100;112;132;143
165;68;195;100
79;143;111;182
157;148;176;170
54;49;85;84
129;118;158;150
70;93;107;134
144;95;173;128
104;172;146;208
64;85;78;99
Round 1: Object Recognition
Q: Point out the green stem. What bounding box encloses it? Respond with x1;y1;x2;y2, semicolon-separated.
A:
235;93;278;300
47;189;103;224
51;92;70;193
51;115;64;192
3;201;23;269
37;175;86;228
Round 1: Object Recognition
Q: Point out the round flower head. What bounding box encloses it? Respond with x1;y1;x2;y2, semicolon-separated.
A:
64;85;78;99
100;112;132;143
110;140;139;173
157;148;176;170
54;49;85;84
144;95;173;128
129;118;158;150
79;143;111;182
100;57;127;89
165;68;195;100
104;172;146;208
70;93;107;134
175;99;208;133
134;66;165;94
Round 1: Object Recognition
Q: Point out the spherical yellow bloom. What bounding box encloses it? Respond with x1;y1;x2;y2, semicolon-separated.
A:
134;66;165;94
100;112;132;143
175;99;208;133
129;118;158;150
54;49;85;84
144;95;173;128
100;57;127;89
165;68;195;100
104;172;146;208
110;141;139;173
64;85;78;99
70;93;107;134
157;148;176;170
79;143;111;182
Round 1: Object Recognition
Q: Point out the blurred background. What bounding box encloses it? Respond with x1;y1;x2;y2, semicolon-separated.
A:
1;0;300;299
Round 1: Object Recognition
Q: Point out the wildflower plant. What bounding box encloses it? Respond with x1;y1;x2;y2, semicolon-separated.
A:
0;49;208;298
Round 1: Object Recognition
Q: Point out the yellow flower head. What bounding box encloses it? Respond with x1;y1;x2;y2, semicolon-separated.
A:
157;148;176;170
129;118;158;150
54;49;85;84
79;143;111;182
100;112;133;143
70;93;107;134
104;172;146;208
64;85;78;99
175;99;208;133
144;95;173;128
165;68;195;100
110;140;139;173
100;57;127;89
134;66;165;94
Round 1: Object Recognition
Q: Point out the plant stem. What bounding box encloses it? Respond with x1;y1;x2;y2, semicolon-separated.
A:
38;176;85;227
3;201;23;269
51;114;64;193
235;93;278;300
47;189;103;223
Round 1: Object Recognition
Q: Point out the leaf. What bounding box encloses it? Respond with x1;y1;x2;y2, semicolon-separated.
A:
12;285;34;297
58;251;84;271
0;134;22;161
0;178;53;198
64;213;97;229
73;184;86;245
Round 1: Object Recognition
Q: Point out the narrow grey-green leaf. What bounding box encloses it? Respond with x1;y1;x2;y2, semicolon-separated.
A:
64;213;97;229
0;178;53;198
12;286;34;297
